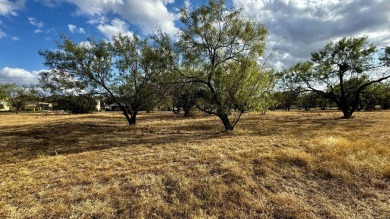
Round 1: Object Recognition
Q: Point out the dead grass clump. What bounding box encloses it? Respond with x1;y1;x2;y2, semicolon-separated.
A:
70;199;116;218
275;148;313;169
308;136;389;183
383;165;390;181
251;157;273;178
163;177;189;204
270;193;316;219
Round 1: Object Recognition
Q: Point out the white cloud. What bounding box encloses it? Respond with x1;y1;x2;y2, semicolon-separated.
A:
0;29;5;38
11;36;19;40
0;20;4;38
28;17;43;28
113;0;178;35
68;24;76;32
97;18;133;39
184;0;190;10
68;24;85;34
0;0;24;16
28;17;44;33
233;0;390;70
78;41;92;48
50;0;179;36
0;67;41;85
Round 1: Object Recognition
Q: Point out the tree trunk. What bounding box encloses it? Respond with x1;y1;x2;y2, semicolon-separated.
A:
341;108;353;119
129;111;137;125
117;103;134;125
219;113;233;131
183;106;191;117
122;111;132;125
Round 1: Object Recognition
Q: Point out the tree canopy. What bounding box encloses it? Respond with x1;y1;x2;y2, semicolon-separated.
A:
39;35;165;124
289;37;390;118
0;83;37;113
164;0;274;130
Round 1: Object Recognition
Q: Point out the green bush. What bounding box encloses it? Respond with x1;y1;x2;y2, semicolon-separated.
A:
53;95;96;114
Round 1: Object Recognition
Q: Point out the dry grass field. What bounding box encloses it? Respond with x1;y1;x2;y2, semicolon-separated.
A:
0;110;389;218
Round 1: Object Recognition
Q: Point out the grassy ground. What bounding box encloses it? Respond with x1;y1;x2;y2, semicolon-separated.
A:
0;110;389;218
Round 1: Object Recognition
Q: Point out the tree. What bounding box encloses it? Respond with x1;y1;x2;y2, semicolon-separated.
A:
39;35;162;125
161;0;272;131
110;35;163;124
52;95;96;114
359;82;390;110
172;83;200;117
273;90;299;111
315;95;333;110
297;91;318;111
0;83;37;113
380;82;390;109
291;37;390;118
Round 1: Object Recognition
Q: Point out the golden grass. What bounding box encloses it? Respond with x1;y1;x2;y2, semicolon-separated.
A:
0;110;389;218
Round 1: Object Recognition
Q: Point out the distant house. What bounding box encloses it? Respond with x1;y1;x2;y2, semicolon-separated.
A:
106;103;128;111
95;99;101;111
0;99;10;111
24;102;53;111
38;102;53;111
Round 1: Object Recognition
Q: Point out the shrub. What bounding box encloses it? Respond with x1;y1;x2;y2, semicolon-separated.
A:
53;95;96;114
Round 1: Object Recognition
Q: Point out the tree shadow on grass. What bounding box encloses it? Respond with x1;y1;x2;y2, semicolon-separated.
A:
0;111;379;165
235;112;375;138
0;120;223;165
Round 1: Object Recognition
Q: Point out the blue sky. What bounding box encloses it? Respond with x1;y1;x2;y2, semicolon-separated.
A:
1;0;389;85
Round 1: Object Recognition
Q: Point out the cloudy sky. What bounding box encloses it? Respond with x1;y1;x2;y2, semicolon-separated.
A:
0;0;389;85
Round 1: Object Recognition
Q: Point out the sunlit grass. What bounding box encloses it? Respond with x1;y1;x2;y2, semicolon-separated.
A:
0;110;389;218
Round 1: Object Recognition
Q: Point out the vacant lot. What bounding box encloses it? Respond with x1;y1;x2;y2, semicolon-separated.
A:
0;110;389;218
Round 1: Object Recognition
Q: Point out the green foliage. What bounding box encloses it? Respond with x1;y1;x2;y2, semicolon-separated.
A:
39;36;112;95
0;85;8;100
273;90;299;111
52;95;96;114
0;83;37;113
175;0;272;130
359;82;390;110
290;37;390;118
39;34;166;125
110;35;162;119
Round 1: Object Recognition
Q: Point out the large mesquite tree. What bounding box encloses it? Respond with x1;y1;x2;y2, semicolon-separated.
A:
171;0;273;131
290;37;390;118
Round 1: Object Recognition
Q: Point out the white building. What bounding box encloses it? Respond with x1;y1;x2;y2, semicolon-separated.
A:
96;99;101;111
0;99;10;111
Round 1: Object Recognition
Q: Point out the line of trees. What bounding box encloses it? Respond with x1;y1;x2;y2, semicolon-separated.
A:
3;0;388;131
38;0;275;131
272;85;390;112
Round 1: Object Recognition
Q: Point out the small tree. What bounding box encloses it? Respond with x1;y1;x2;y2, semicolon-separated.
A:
359;82;390;110
52;95;96;114
291;37;390;118
297;91;318;111
0;83;37;113
273;90;299;111
171;83;200;117
380;82;390;109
